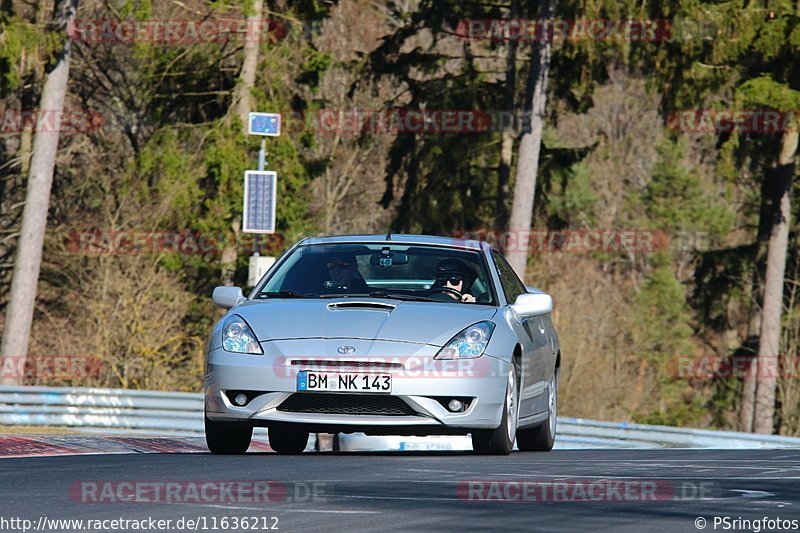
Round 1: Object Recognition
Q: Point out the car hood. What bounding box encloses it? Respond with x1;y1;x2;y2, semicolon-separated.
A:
233;298;498;347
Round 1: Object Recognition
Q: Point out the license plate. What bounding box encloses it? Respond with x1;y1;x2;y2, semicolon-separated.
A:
297;371;392;393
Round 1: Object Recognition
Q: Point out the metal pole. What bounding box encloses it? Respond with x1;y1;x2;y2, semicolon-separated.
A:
258;138;266;171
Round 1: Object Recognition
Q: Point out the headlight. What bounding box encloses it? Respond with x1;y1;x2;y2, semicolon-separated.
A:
222;314;263;355
434;321;495;360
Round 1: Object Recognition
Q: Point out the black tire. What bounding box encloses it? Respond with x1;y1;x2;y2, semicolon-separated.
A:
472;361;519;455
269;424;309;455
517;368;558;452
205;415;252;455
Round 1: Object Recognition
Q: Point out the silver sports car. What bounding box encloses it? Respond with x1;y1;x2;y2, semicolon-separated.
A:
204;234;560;455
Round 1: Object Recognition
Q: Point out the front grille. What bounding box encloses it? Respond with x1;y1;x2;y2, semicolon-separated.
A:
277;393;417;416
291;359;404;369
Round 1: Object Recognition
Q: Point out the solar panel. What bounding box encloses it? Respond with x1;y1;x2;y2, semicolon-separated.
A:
242;171;277;234
248;112;281;136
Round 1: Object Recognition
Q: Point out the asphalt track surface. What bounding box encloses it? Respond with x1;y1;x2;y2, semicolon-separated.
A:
1;449;799;532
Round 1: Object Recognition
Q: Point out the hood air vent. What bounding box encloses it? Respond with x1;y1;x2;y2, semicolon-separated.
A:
327;301;396;312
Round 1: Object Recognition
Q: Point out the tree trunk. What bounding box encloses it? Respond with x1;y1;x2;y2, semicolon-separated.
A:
232;0;264;131
739;177;772;431
0;0;79;385
221;0;263;286
496;0;520;231
505;0;556;278
220;217;241;287
19;0;47;176
752;130;797;434
739;347;758;432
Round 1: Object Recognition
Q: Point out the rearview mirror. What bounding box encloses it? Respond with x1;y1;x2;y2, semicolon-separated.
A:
511;292;553;317
212;286;246;309
369;252;409;267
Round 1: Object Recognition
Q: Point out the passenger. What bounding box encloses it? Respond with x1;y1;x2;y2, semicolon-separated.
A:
323;253;370;293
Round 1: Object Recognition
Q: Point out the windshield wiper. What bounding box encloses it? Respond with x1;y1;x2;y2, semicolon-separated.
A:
318;291;436;302
317;291;439;302
368;291;439;302
256;290;310;299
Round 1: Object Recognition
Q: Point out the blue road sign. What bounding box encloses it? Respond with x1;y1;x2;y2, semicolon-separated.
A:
248;112;281;136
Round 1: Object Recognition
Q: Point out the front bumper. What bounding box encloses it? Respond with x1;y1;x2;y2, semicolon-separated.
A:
204;338;510;434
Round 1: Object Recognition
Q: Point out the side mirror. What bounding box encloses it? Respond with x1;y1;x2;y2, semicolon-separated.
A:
511;292;553;317
212;286;246;309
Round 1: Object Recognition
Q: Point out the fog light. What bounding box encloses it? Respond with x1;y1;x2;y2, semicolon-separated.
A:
234;393;248;406
447;399;464;412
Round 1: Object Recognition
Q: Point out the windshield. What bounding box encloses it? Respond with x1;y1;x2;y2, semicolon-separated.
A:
257;243;495;305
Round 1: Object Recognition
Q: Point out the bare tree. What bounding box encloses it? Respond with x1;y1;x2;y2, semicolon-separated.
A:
19;2;48;176
496;0;520;231
0;0;79;385
752;129;797;433
232;0;264;130
221;0;264;287
505;0;556;278
740;178;772;432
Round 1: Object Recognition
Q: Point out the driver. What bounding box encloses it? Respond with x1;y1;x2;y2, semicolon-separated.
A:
323;253;369;293
433;258;476;303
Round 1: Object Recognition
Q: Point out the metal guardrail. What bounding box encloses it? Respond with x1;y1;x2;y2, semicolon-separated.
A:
2;386;800;449
0;386;203;433
556;417;800;449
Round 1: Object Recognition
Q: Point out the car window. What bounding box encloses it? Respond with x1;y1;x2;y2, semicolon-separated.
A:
492;250;527;304
257;243;496;305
